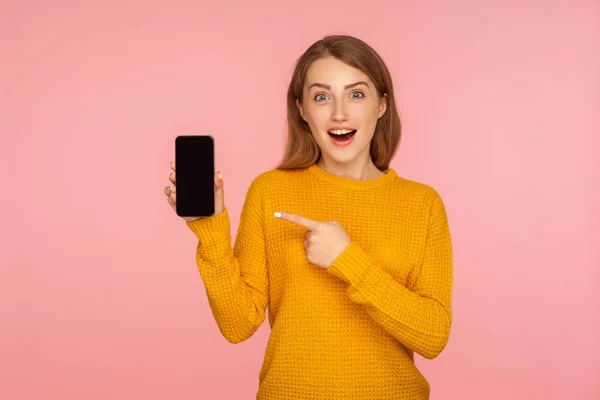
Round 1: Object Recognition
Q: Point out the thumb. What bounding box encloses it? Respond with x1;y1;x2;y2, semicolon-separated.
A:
214;171;225;215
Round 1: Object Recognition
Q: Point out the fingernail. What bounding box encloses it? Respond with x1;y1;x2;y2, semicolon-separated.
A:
274;212;281;218
219;172;222;180
170;185;174;191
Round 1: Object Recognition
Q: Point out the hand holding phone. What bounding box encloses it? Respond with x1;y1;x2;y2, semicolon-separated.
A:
164;135;225;221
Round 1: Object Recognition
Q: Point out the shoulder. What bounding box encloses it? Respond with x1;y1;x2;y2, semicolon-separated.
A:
244;167;302;197
248;167;305;189
395;175;443;200
393;175;448;217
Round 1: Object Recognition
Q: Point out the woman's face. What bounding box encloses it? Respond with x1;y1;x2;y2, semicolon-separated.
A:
297;56;387;166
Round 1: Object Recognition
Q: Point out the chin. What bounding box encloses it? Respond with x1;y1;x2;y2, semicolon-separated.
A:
322;149;358;163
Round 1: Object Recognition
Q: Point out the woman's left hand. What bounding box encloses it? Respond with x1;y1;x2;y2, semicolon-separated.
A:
275;211;351;270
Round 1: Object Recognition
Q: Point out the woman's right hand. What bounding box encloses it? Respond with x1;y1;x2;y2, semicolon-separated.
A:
164;160;225;222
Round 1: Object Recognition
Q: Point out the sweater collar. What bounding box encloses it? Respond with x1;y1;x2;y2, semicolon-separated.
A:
307;163;398;190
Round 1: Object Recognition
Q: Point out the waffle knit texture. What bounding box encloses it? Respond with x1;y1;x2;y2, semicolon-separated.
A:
186;164;453;400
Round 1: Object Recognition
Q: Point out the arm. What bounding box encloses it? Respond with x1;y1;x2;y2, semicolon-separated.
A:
326;193;453;359
186;178;268;344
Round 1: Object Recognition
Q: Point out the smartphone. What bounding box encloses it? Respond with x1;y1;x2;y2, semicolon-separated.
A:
175;135;215;217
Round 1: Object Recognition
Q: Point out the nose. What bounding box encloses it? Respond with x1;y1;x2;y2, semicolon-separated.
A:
332;99;349;121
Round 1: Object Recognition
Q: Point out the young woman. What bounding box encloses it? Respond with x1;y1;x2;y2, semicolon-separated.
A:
164;35;453;400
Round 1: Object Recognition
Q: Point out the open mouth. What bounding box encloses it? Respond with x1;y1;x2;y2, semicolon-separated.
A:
327;129;357;142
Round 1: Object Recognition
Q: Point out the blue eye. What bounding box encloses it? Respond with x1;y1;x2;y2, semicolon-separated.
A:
314;91;364;102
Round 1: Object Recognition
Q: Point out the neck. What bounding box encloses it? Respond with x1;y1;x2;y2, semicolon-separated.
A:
316;157;383;181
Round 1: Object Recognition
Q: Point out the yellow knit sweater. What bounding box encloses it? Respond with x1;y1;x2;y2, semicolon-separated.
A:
186;163;453;400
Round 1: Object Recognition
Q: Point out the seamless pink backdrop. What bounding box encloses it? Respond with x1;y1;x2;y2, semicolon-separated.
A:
1;1;598;399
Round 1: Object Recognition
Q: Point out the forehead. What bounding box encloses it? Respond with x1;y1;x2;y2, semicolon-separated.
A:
305;57;371;88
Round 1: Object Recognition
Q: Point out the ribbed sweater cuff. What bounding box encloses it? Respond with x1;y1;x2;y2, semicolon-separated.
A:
327;242;372;286
185;207;231;246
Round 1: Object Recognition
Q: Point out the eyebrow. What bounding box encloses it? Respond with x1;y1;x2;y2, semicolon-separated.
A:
307;81;370;90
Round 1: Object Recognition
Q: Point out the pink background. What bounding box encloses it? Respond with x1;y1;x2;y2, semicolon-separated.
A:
1;0;598;399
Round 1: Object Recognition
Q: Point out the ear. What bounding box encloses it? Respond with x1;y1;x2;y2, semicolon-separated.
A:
296;98;306;121
378;93;388;119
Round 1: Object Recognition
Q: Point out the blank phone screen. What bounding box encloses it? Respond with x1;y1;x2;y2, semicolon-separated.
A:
175;135;215;217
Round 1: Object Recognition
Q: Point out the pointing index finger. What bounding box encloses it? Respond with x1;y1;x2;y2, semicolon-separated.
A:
275;212;320;230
